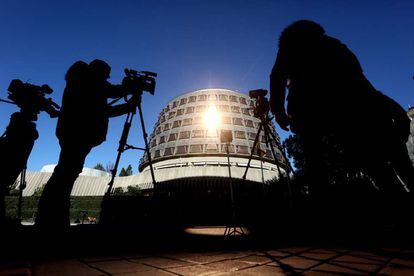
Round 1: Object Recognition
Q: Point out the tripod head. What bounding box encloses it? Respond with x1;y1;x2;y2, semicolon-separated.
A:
249;89;271;120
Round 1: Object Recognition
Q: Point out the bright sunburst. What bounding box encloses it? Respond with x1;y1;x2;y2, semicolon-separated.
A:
203;105;221;130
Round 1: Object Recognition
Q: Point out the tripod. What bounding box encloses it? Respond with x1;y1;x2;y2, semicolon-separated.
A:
17;166;27;222
242;111;294;207
103;96;157;198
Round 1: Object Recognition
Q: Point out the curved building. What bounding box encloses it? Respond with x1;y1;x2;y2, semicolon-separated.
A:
21;88;287;197
139;88;286;183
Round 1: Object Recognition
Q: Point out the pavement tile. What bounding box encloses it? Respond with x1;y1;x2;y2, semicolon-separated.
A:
227;265;286;275
33;260;104;276
378;260;414;276
308;263;366;275
167;264;221;275
89;259;154;274
178;252;249;264
207;259;254;272
82;256;123;263
133;256;193;268
236;255;273;265
260;250;290;258
278;256;320;270
118;269;175;275
300;251;338;260
0;266;31;276
329;260;380;273
278;247;312;254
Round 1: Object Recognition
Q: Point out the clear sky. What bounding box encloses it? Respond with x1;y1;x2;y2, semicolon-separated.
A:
0;0;413;172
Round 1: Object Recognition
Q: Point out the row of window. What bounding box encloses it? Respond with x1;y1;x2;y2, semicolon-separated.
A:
150;144;275;158
158;105;253;124
154;117;257;134
150;129;276;146
163;94;251;113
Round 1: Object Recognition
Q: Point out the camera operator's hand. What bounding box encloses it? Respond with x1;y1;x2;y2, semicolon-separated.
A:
275;112;290;131
126;94;141;108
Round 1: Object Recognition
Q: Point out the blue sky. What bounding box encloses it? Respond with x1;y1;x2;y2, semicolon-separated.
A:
0;0;413;172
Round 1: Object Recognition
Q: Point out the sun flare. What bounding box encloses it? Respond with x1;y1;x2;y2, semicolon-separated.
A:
203;105;221;130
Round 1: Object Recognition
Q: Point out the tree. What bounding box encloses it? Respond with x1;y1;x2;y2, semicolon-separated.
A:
94;163;105;171
105;162;114;173
119;164;133;177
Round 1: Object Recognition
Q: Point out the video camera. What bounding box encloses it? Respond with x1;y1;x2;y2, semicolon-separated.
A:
248;89;270;118
6;79;60;118
122;69;157;96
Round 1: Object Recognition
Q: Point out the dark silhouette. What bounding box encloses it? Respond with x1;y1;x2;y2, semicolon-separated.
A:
36;60;138;230
0;80;59;225
269;20;413;198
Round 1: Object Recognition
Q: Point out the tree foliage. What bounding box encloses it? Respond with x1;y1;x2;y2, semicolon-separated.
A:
94;163;105;171
119;164;133;177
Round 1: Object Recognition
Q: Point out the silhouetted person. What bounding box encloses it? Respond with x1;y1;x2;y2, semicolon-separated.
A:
0;112;38;224
36;60;138;230
270;20;413;199
0;80;59;226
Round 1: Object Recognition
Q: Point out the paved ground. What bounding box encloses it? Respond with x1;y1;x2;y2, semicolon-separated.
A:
2;245;414;275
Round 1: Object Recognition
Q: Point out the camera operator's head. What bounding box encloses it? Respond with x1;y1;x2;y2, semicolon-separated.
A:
65;60;88;83
89;59;111;80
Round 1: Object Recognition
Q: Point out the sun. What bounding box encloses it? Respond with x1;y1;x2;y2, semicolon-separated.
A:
203;105;221;130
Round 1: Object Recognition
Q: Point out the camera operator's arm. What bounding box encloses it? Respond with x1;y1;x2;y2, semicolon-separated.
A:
105;82;129;99
107;94;140;118
270;47;290;131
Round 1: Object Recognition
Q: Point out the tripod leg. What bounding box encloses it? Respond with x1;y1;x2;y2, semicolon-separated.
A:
137;103;157;185
263;123;293;208
242;123;263;180
105;112;134;197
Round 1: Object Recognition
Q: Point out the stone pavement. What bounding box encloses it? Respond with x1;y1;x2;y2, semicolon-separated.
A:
2;246;414;275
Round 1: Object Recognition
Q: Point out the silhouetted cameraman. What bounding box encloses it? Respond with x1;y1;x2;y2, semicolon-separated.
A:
36;59;139;230
269;20;413;199
0;80;59;226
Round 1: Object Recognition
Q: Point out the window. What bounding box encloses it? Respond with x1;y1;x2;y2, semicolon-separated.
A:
261;135;267;143
197;94;207;101
192;129;204;138
179;131;190;139
218;105;229;112
185;106;194;114
168;133;177;142
229;95;238;102
231;106;240;113
221;144;235;153
168;111;175;119
172;120;181;128
248;132;256;140
205;144;219;153
154;150;161;158
232;117;243;126
175;145;188;154
160;115;166;123
208;94;217;101
164;106;170;112
179;98;187;105
188;96;196;103
176;109;184;116
206;129;217;137
252;144;266;156
219;94;228;101
193;117;203;125
237;145;249;154
155;127;161;135
150;139;157;147
163;123;170;131
159;136;165;144
265;150;273;158
164;147;174;156
195;105;207;113
182;118;192;126
189;144;203;153
242;108;251;116
239;97;247;105
222;117;231;124
235;131;246;139
172;101;179;108
244;119;254;128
